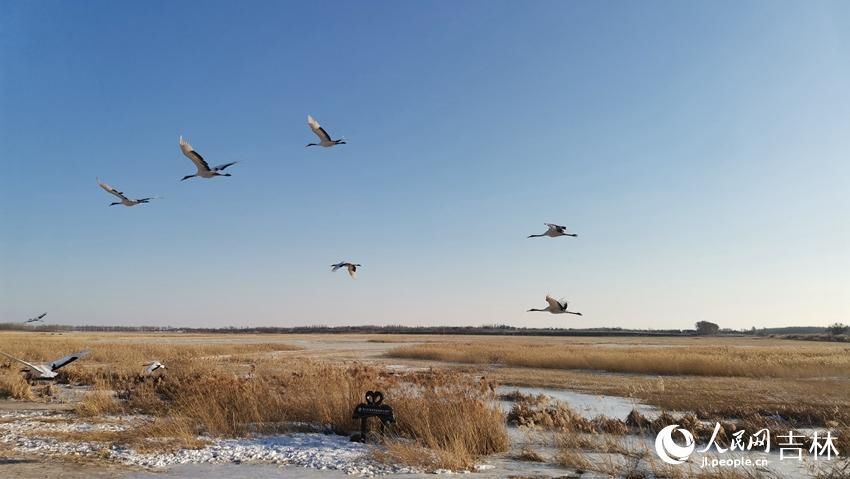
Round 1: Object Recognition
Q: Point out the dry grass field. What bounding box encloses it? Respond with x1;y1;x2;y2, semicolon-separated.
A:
388;337;850;426
0;332;507;471
0;331;847;477
386;338;850;377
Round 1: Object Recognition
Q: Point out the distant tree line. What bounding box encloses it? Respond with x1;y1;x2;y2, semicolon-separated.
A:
0;321;843;340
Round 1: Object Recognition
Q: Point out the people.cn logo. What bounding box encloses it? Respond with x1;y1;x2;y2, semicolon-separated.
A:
655;424;696;465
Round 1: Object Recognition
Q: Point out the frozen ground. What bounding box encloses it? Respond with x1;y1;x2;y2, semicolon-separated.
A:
1;396;846;479
497;385;660;420
0;411;416;476
0;409;574;478
1;335;846;478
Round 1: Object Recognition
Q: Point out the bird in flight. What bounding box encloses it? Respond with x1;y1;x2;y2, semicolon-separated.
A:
306;115;346;147
527;295;582;316
144;361;167;374
25;313;47;323
97;178;157;207
0;350;89;379
179;136;239;181
528;223;578;238
331;262;361;279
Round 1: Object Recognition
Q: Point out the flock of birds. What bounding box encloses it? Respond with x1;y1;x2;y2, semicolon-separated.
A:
7;116;581;380
0;349;165;379
95;115;361;279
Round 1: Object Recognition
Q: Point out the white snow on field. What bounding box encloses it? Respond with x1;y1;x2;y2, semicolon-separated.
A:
0;411;418;476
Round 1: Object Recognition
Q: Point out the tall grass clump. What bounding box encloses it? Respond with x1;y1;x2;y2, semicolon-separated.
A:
76;380;124;416
384;379;509;470
0;369;33;399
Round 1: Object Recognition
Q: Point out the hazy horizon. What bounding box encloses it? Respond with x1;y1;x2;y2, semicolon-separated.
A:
2;1;848;330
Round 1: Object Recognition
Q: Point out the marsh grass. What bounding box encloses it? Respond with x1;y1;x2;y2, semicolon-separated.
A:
384;377;509;470
0;369;34;399
507;393;629;435
387;342;850;378
3;333;846;472
0;333;507;470
514;446;545;462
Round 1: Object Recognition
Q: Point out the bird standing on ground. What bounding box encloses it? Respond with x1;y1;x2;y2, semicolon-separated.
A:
527;295;582;316
528;223;577;238
179;136;238;181
306;115;346;147
331;262;361;279
0;350;89;379
97;178;157;207
25;313;47;323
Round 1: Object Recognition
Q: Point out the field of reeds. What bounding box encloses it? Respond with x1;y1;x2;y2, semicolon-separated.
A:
387;336;850;429
1;332;848;477
386;340;850;378
0;332;507;470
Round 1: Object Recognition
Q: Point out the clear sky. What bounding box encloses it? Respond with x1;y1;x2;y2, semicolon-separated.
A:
1;1;848;329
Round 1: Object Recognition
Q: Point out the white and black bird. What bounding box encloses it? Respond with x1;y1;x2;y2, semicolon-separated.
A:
143;361;167;374
0;350;89;379
527;295;582;316
528;223;578;239
331;262;361;279
25;313;47;323
97;178;157;207
179;136;238;181
306;115;346;147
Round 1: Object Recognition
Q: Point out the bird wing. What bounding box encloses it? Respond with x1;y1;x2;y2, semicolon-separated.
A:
347;264;357;279
544;295;561;310
98;180;128;201
144;362;160;374
179;137;211;172
0;351;42;371
49;351;88;371
331;262;346;272
545;223;566;232
213;161;238;171
37;313;47;320
307;115;332;142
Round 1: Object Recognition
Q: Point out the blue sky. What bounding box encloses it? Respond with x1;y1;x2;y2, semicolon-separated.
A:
1;1;848;329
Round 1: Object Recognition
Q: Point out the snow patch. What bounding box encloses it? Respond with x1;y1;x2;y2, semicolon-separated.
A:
0;411;418;476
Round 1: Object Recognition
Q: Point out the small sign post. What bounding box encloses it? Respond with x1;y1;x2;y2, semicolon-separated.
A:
351;390;394;443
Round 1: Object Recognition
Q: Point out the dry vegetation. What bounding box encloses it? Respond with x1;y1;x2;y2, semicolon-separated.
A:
0;369;34;400
1;332;848;475
0;332;508;471
387;340;850;378
390;337;850;436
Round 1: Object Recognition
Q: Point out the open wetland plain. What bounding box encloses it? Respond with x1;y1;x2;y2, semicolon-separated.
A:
0;332;847;478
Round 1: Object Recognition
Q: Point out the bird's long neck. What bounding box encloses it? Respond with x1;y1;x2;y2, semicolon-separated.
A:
527;234;544;238
565;233;578;237
527;308;545;312
565;311;582;316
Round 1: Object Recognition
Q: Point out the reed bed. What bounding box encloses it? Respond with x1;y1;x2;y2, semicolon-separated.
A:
0;369;34;400
387;341;850;378
0;333;507;470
